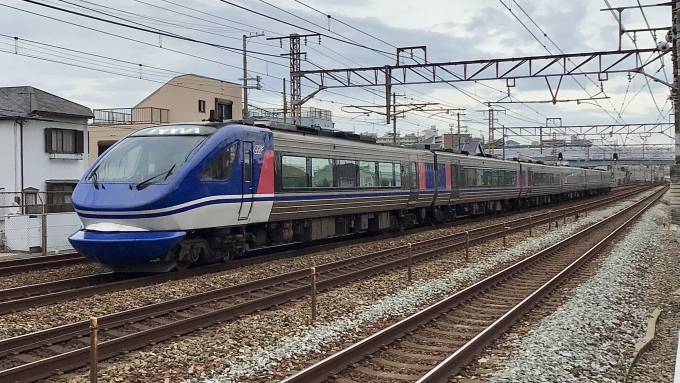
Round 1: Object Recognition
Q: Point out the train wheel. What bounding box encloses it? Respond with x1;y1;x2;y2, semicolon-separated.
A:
175;260;191;271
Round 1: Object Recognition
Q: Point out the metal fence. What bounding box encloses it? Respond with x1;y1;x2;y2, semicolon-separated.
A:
0;191;81;256
91;107;170;125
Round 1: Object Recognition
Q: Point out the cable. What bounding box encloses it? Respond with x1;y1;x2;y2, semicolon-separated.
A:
0;4;283;79
215;0;395;56
21;0;286;59
501;0;625;125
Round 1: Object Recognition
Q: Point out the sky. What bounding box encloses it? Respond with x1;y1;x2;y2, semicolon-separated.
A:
0;0;674;146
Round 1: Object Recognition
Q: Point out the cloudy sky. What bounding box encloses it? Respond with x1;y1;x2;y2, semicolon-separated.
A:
0;0;673;145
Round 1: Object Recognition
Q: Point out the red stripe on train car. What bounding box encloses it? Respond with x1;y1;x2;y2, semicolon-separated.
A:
257;149;275;194
445;164;452;189
419;162;426;190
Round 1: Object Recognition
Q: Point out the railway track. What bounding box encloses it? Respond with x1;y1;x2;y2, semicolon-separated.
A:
0;186;656;382
0;253;87;277
280;186;667;383
0;185;641;279
0;186;649;316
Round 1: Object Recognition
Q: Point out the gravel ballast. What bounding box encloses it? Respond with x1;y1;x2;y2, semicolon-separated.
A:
168;193;653;383
455;195;677;383
33;190;656;383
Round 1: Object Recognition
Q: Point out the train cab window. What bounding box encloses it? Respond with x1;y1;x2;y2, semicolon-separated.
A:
244;149;252;182
282;155;309;188
311;158;333;188
335;160;358;187
379;163;395;186
200;144;237;181
359;161;376;187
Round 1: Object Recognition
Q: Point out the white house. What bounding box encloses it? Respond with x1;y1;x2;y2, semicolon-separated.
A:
0;86;93;253
0;86;93;204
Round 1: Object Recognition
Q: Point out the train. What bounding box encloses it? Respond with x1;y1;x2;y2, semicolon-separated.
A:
68;120;611;272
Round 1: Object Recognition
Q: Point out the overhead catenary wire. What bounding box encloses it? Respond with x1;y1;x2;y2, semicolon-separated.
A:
20;0;287;60
0;3;284;80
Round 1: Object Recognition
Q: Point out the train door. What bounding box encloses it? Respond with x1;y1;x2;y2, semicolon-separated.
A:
238;141;254;220
450;162;459;201
408;153;420;207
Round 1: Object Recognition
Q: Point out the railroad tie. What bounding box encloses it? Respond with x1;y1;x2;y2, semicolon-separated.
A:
354;366;422;381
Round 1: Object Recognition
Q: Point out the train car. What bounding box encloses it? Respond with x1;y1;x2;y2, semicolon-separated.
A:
69;120;610;272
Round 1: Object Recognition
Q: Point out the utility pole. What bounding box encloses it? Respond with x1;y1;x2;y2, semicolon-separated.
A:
283;78;287;123
393;92;397;145
242;32;264;119
489;108;494;156
502;125;506;160
671;0;680;227
268;33;322;125
481;107;505;157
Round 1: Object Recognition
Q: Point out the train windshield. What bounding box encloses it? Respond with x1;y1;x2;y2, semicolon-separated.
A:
87;134;207;185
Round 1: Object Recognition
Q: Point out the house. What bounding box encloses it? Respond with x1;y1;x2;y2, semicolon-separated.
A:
0;86;93;253
89;74;243;164
0;86;93;211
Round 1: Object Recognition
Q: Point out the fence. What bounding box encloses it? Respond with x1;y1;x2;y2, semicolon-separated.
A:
91;107;169;125
0;191;81;256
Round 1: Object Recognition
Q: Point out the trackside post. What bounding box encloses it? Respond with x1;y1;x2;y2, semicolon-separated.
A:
407;243;412;283
90;317;98;383
465;231;470;262
310;267;317;324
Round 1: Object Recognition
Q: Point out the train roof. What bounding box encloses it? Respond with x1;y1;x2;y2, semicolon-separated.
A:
150;120;604;172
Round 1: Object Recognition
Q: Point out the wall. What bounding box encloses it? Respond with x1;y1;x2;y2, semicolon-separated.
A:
0;117;89;192
0;120;20;192
88;124;150;165
3;212;80;252
135;74;243;123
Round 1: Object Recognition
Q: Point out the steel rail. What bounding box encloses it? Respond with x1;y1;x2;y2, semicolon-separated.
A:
0;187;653;382
417;187;667;383
0;253;87;277
280;186;666;383
0;185;639;276
0;186;645;316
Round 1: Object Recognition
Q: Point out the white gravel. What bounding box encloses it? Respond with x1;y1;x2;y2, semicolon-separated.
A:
186;190;657;383
486;200;668;382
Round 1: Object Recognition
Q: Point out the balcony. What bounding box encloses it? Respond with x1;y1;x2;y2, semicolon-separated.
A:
91;107;169;125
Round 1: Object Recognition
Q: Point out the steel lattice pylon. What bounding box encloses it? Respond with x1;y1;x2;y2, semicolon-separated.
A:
289;34;301;125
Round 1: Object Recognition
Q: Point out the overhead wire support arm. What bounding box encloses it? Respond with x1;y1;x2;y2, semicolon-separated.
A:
293;48;666;119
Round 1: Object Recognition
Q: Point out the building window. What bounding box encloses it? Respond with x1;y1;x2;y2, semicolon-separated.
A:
217;103;232;120
46;183;76;213
45;128;84;154
198;100;206;113
22;188;41;215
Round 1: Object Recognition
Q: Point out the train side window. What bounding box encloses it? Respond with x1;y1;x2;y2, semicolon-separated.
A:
311;158;334;187
505;170;516;186
360;161;376;187
335;160;358;187
200;144;237;180
395;164;402;187
244;149;252;182
282;155;309;188
463;168;476;187
379;162;394;186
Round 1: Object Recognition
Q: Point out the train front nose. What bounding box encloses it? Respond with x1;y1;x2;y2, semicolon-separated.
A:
68;230;186;265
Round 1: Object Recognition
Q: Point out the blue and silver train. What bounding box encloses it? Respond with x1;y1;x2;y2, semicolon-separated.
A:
69;120;611;271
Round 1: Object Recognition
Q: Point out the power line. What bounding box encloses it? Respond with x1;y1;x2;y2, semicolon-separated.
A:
21;0;286;59
215;0;395;56
501;0;625;125
0;3;282;79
